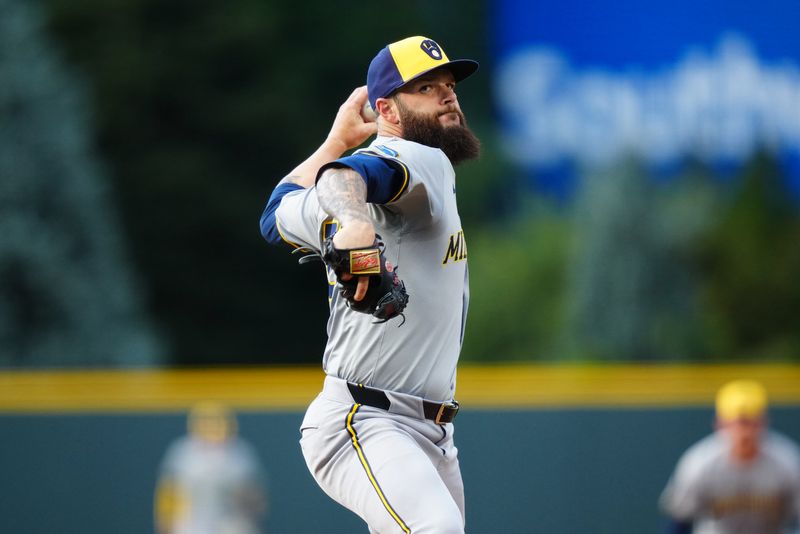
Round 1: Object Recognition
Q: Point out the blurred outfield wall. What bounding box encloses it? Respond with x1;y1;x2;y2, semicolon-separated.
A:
1;364;799;533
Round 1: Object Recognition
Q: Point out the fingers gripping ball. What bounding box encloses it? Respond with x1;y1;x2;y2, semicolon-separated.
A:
322;236;409;324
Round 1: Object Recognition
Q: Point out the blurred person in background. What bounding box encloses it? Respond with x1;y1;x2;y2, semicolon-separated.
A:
660;379;800;533
155;401;268;534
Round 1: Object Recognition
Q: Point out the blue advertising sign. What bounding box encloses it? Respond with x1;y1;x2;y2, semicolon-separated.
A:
493;0;800;195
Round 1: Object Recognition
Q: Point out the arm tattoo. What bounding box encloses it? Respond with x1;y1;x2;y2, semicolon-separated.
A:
316;169;371;225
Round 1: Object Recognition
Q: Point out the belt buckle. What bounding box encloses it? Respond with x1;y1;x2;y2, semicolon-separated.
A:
435;400;460;425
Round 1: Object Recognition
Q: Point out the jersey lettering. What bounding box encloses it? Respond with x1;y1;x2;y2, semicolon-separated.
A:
442;230;467;265
709;493;784;518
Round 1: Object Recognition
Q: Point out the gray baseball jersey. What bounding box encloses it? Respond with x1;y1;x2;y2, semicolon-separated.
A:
660;431;800;533
275;136;469;402
158;437;266;534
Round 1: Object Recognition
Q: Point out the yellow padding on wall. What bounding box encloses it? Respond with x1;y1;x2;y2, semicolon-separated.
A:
455;364;800;408
0;364;798;413
0;367;325;413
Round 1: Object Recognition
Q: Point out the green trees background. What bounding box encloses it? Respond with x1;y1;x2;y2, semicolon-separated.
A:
2;0;797;366
0;0;163;365
462;156;800;363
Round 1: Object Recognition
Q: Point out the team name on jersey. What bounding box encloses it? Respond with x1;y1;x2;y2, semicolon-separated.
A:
710;493;784;518
442;230;467;265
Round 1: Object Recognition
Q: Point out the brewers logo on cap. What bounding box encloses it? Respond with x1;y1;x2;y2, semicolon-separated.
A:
367;36;479;109
420;39;443;60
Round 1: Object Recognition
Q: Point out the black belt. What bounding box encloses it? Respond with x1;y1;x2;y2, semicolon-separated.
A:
346;382;459;425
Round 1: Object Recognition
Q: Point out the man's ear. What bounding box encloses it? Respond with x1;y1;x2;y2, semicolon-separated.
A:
376;98;400;124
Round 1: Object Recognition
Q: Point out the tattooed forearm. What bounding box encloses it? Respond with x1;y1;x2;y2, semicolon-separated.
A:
316;168;371;225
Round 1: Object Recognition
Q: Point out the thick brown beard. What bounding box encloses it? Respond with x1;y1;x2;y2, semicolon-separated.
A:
395;98;481;166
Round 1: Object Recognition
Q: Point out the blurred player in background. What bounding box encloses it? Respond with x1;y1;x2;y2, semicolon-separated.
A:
660;379;800;533
155;401;268;534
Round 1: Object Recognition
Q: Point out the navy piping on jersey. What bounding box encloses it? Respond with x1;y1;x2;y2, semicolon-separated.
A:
260;182;304;246
317;152;409;205
261;152;409;248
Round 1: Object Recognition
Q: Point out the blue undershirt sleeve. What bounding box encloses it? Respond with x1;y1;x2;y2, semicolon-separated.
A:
259;182;304;245
317;153;409;204
665;519;693;534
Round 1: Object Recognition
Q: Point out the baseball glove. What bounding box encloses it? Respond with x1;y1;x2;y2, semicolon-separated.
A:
319;235;409;324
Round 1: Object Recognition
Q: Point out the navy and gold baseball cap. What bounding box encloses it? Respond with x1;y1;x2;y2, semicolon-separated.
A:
367;36;479;109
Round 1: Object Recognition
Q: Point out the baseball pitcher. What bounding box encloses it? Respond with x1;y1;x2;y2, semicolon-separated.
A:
260;36;480;533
